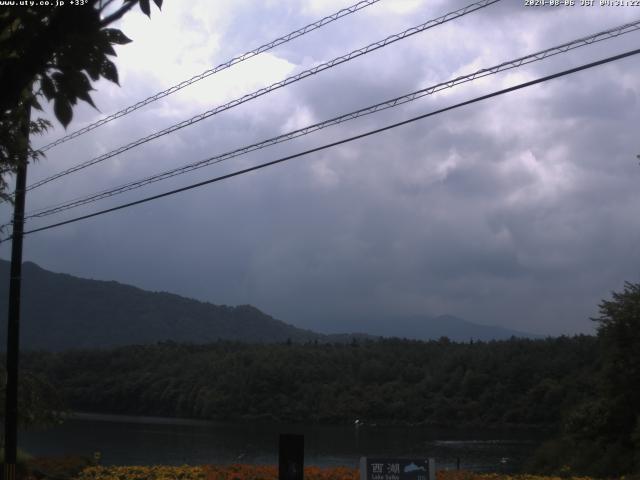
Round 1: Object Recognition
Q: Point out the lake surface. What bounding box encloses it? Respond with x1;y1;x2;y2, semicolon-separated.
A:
19;413;546;472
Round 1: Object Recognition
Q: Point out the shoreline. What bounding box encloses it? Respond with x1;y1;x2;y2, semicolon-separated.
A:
61;411;555;434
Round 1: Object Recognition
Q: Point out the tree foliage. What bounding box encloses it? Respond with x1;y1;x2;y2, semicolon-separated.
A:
0;103;50;203
530;282;640;477
0;0;163;121
21;336;597;428
0;368;65;428
0;0;162;202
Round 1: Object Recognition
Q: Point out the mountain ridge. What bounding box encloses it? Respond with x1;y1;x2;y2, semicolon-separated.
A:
0;259;537;350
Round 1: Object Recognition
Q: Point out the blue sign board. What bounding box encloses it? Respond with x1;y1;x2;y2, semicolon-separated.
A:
360;458;435;480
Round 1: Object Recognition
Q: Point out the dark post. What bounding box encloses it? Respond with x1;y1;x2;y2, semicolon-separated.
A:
3;104;30;480
278;434;304;480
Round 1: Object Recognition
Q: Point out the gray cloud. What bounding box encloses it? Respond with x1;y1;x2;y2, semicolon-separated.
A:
2;0;640;337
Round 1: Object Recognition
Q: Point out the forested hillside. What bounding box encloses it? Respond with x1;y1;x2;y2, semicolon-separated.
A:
22;336;597;427
0;261;320;349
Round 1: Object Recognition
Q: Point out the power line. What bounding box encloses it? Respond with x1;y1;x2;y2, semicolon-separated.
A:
19;19;640;222
24;0;500;193
7;47;638;241
36;0;382;153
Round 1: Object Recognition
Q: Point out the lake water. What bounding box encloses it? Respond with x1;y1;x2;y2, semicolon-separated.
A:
19;413;546;473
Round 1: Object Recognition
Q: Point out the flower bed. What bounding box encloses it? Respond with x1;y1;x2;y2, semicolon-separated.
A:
26;460;608;480
75;465;599;480
77;465;358;480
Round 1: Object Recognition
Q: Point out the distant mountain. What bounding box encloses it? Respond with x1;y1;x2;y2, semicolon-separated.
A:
350;314;540;342
0;260;537;351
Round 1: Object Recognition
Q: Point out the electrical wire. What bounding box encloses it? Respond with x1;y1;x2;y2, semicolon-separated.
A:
24;0;500;193
37;0;383;152
5;47;637;242
19;18;640;222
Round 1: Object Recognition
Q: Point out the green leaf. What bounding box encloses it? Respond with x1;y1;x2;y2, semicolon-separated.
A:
29;118;51;136
77;89;97;109
100;58;119;85
56;40;93;70
140;0;151;17
85;54;101;81
30;96;43;111
68;70;90;91
52;70;87;104
102;28;132;45
40;75;55;101
102;42;116;57
66;71;95;108
53;96;73;128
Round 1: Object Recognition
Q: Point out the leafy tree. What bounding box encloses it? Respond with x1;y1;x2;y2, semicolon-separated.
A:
0;106;49;204
0;368;64;428
590;282;640;472
595;282;640;402
0;0;164;442
530;282;640;477
0;0;163;201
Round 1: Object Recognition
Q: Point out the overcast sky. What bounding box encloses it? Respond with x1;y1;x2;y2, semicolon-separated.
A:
1;0;639;335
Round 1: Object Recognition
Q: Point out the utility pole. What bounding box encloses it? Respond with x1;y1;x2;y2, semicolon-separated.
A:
3;103;30;480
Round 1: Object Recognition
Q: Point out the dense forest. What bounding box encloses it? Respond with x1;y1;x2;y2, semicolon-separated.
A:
21;336;597;427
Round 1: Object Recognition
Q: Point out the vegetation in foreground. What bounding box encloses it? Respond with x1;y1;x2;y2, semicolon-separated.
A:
23;462;635;480
527;283;640;478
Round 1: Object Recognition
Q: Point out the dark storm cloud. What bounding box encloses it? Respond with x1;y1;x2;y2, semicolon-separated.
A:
2;0;639;336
